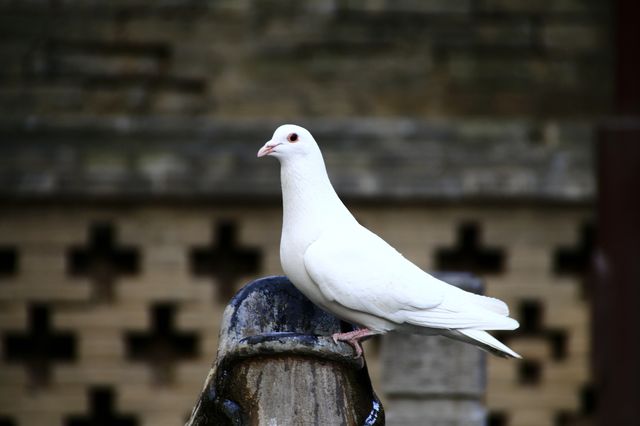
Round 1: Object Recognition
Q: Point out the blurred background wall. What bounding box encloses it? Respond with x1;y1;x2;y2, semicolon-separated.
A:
0;1;616;425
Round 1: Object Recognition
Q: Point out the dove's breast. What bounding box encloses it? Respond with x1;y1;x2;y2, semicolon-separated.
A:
280;234;325;303
277;166;395;330
279;229;398;333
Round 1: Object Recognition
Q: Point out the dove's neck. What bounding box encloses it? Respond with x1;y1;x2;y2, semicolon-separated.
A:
280;155;355;243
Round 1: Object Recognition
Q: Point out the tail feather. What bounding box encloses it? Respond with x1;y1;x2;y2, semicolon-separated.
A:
405;306;519;331
452;329;522;359
463;293;510;316
441;278;511;316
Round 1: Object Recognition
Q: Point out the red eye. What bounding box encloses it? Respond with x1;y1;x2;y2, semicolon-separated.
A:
287;133;299;143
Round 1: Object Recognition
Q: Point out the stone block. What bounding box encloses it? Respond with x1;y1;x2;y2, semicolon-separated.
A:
381;272;487;426
542;23;606;52
477;0;605;14
186;276;384;425
385;399;485;426
382;333;485;396
382;0;472;14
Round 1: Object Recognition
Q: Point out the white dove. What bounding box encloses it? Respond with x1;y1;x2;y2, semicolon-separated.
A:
257;124;521;359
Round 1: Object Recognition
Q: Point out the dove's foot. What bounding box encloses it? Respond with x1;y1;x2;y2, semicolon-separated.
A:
331;328;378;358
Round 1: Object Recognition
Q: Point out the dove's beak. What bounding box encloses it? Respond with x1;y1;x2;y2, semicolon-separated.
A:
257;141;280;157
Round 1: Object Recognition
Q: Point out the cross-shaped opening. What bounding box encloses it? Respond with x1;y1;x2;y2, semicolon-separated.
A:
554;384;596;426
0;246;18;277
520;299;543;333
518;299;569;361
554;412;573;426
494;299;569;361
435;222;505;274
0;416;16;426
125;303;198;384
189;221;261;302
496;299;569;366
67;222;140;303
518;359;542;385
487;411;508;426
548;329;568;360
2;304;77;387
553;223;594;275
579;384;596;416
66;387;138;426
553;223;595;297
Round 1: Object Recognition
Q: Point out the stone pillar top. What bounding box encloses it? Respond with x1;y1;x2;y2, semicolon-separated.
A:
187;276;383;426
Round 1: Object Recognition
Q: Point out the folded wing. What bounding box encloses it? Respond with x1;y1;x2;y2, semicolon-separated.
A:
303;224;518;331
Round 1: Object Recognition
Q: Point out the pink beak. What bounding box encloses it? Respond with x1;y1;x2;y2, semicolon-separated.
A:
257;141;280;157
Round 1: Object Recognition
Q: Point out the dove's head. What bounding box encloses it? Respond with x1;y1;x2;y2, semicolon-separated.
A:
257;124;321;162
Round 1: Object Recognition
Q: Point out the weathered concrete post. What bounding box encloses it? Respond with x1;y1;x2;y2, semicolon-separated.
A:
381;272;486;426
186;276;384;426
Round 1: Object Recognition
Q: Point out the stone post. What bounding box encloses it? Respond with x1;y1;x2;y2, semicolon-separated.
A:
381;272;486;426
186;276;384;426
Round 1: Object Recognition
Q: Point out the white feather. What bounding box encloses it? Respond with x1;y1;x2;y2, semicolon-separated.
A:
453;329;522;359
259;124;521;359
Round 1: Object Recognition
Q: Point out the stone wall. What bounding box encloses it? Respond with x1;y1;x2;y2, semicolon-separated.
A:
0;1;608;425
0;118;594;201
1;0;611;119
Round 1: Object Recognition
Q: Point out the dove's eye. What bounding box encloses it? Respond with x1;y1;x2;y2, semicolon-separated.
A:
287;133;299;143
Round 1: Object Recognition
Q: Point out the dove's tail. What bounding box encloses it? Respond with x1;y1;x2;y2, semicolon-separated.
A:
449;329;522;359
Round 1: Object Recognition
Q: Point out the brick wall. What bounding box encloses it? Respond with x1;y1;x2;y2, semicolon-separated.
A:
0;204;593;426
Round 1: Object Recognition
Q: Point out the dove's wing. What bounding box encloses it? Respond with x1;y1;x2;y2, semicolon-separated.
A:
304;224;518;330
303;224;443;324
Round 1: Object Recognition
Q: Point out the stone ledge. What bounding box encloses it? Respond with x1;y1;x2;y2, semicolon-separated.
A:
0;116;594;202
